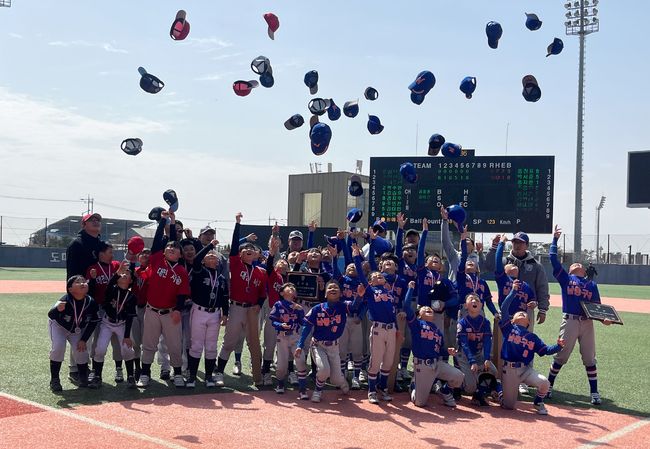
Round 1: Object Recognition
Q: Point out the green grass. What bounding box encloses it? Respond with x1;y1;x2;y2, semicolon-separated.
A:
485;281;650;300
0;267;66;281
0;292;649;416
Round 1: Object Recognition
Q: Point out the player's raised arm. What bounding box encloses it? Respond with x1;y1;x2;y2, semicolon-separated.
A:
416;218;428;269
402;280;417;321
230;213;243;257
352;244;370;286
549;225;569;285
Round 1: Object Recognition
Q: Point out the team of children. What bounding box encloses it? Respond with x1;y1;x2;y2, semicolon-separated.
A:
48;210;610;415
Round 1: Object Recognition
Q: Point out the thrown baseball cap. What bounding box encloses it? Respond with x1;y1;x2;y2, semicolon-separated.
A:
288;230;303;240
148;207;165;222
327;99;341;121
82;213;102;223
310;122;332;156
138;67;164;94
121;138;143;156
485;21;503;49
127;236;145;255
441;142;462;158
347;208;363;223
304;70;319;95
367;115;384;135
408;71;436;105
428;134;445;156
546;38;564;57
364;87;379;101
429;280;451;304
251;55;272;75
309;115;320;128
233;80;259;97
170;10;190;41
308;98;331;116
284;114;305;130
349;174;364;197
512;231;530;244
399;162;417;184
264;13;280;40
343;100;359;118
460;76;477;99
446;204;466;227
199;226;216;236
372;219;387;233
525;13;542;31
522;75;541;102
163;189;178;213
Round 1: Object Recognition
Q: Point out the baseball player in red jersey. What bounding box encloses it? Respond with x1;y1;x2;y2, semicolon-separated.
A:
213;213;267;387
136;210;191;388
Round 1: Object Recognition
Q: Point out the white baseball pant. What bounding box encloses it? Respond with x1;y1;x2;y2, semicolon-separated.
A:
368;323;396;376
49;320;89;364
311;340;347;389
93;318;135;362
412;358;464;407
189;304;221;360
275;332;306;381
501;362;550;410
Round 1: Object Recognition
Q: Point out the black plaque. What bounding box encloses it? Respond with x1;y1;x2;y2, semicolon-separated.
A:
287;273;319;301
580;302;624;325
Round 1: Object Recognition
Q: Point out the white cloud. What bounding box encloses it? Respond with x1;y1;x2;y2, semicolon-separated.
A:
187;37;233;53
48;40;128;54
9;32;23;39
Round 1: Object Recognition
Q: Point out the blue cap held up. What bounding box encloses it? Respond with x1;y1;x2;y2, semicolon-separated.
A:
486;21;503;49
399;162;417;184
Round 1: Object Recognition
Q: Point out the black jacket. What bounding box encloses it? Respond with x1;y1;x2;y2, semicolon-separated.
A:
66;231;102;281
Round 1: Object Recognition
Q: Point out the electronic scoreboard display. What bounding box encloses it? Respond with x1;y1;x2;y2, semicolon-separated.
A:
368;156;554;233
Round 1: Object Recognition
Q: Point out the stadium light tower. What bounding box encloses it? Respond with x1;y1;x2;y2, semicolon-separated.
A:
564;0;599;260
595;195;606;262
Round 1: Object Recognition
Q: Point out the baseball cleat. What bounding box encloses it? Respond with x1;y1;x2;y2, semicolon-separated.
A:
87;370;95;382
591;393;602;405
114;367;124;383
379;389;393;402
127;376;136;389
311;390;322;403
410;389;417;404
68;372;80;386
214;372;225;387
160;369;171;381
136;374;150;388
288;371;299;386
182;369;190;379
232;361;242;376
519;384;529;395
263;372;273;386
340;382;350;395
442;392;457;407
88;376;102;389
471;392;488;407
351;377;361;390
359;371;368;383
546;385;553;399
205;376;216;388
49;378;63;392
534;403;548;415
347;360;354;371
173;374;185;388
185;376;196;388
299;390;309;400
78;375;89;388
368;392;379;404
275;385;285;394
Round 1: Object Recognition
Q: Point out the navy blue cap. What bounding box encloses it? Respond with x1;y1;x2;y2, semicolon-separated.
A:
441;142;462;158
446;204;466;227
408;71;435;104
121;138;143;156
349;174;363;197
428;134;445;156
260;72;274;88
304;70;319;94
372;219;387;233
512;232;530;245
347;208;363;223
148;206;165;222
163;189;179;213
343;100;359;118
522;75;541;102
308;98;331;116
546;38;564;57
310;122;331;156
525;13;542;31
138;67;164;94
410;92;425;105
399;162;417;184
327;99;341;121
460;76;477;99
367;115;384;135
284;114;304;130
364;87;379;101
486;21;503;49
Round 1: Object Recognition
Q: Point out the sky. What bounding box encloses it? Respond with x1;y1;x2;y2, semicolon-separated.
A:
0;0;649;247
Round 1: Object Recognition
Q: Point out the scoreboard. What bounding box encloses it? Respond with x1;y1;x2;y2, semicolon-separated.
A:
368;156;555;233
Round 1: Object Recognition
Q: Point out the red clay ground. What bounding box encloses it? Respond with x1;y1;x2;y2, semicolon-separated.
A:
1;391;648;449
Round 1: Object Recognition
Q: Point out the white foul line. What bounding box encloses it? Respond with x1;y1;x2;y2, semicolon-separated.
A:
0;391;187;449
576;416;650;449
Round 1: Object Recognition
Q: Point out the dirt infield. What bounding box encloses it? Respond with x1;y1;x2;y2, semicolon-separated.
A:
1;391;648;449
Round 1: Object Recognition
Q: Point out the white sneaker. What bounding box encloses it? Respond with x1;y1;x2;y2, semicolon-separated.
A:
214;372;225;387
205;376;216;388
368;392;379;404
519;384;529;395
359;370;368;383
232;361;242;376
351;377;361;390
263;372;273;386
340;382;350;395
299;391;309;400
288;371;299;386
275;385;285;394
410;389;417;404
311;390;322;403
136;374;150;388
379;389;393;402
173;374;185;388
185;377;196;388
442;392;457;407
534;403;548;415
591;392;602;405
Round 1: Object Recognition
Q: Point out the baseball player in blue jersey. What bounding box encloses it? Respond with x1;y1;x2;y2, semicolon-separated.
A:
458;226;499;320
495;236;537;315
546;225;611;405
295;281;358;403
499;281;564;415
269;283;307;396
403;281;464;408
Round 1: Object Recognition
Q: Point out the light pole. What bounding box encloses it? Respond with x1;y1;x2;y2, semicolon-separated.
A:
595;195;605;263
105;222;114;243
564;0;599;261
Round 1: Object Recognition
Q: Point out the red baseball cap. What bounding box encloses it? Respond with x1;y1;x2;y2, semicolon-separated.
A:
264;13;279;40
170;10;191;41
128;236;145;255
233;80;259;97
82;213;102;223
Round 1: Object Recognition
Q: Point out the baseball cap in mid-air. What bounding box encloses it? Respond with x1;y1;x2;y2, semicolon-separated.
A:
251;55;272;75
308;98;331;116
372;219;387;233
441;142;462;158
512;231;530;245
343;100;359;118
446;204;466;228
525;13;542;31
349;174;363;197
364;87;379;101
82;213;102;223
163;189;179;213
148;207;165;222
327;99;341;121
485;21;503;49
127;236;145;255
264;13;280;40
347;208;363;223
284;114;305;130
304;70;319;94
310;122;332;156
522;75;541;102
460;76;477;99
367;115;384;135
546;38;564;57
408;70;435;105
170;10;190;41
233;80;259;97
121;138;142;156
138;67;164;94
399;162;417;184
428;134;445;156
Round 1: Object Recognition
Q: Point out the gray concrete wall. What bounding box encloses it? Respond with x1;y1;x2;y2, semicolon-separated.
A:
0;247;124;268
